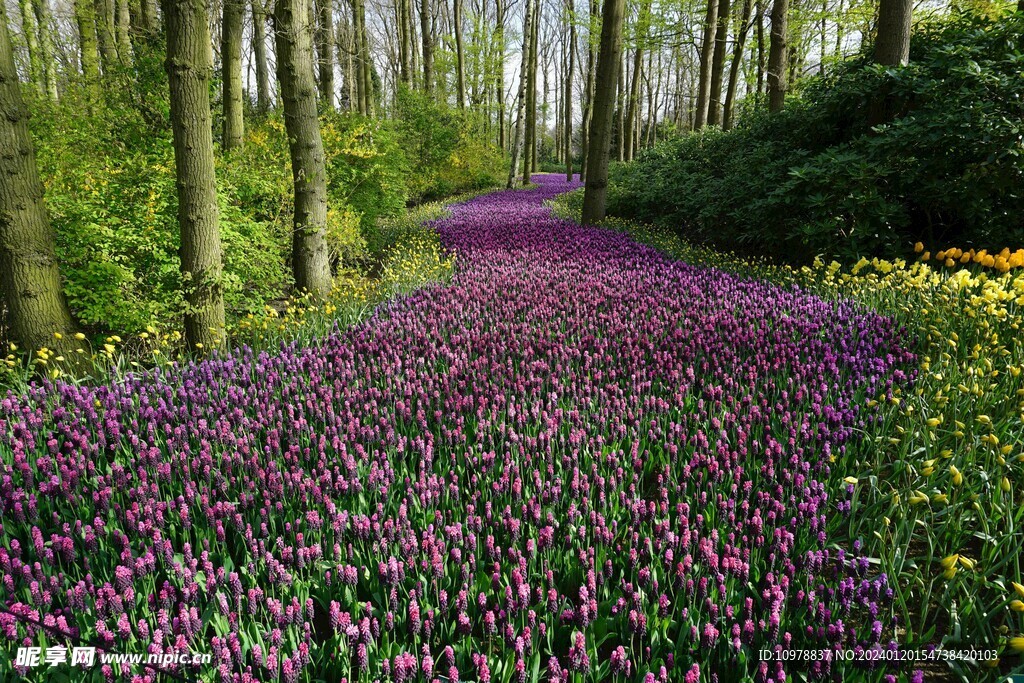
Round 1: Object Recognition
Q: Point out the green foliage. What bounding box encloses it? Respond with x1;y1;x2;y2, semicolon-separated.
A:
393;87;505;201
610;11;1024;262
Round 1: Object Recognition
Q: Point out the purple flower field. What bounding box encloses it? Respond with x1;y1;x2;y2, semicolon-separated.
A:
1;175;917;681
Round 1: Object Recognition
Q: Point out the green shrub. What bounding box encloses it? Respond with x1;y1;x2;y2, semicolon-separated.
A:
610;10;1024;262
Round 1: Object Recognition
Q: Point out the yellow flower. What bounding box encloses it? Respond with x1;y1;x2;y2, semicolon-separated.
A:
1010;637;1024;653
74;332;86;340
914;242;924;253
949;465;962;486
940;554;960;569
1011;600;1024;612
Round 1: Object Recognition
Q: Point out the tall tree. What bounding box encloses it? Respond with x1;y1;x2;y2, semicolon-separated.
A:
252;0;273;112
222;0;245;150
32;0;59;100
522;0;539;183
95;0;118;72
706;0;731;126
19;0;44;91
579;0;597;182
421;0;434;92
564;0;575;180
75;0;102;95
1;0;80;355
316;0;337;104
507;0;534;188
766;0;787;112
163;0;226;350
398;0;412;85
454;0;466;106
722;0;751;128
115;0;132;60
580;0;625;224
495;0;506;149
624;0;651;159
873;0;911;66
693;0;718;128
275;0;333;296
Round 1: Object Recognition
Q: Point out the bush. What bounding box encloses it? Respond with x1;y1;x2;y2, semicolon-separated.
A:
609;11;1024;263
393;87;505;201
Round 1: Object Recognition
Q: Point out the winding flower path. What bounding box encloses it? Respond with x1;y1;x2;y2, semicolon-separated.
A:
1;176;915;681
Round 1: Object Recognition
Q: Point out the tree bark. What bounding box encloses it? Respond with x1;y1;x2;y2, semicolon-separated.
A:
580;0;624;225
75;0;102;95
579;0;597;182
398;0;411;85
115;0;132;61
275;0;333;297
722;0;751;129
32;0;59;100
506;0;533;188
19;0;44;91
873;0;911;66
615;54;623;160
693;0;718;129
706;0;730;126
495;0;505;149
316;0;337;105
1;1;80;355
623;0;650;160
95;0;118;72
252;0;272;112
766;0;787;112
222;0;245;150
454;0;466;107
421;0;433;92
522;0;539;183
564;0;574;180
163;0;226;351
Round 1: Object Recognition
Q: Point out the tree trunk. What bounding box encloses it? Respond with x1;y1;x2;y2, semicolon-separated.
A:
580;0;624;225
766;0;787;112
624;0;650;160
252;0;272;112
32;0;59;100
693;0;718;129
506;0;533;188
1;2;80;356
95;0;118;72
579;0;597;182
873;0;911;66
275;0;333;297
317;0;337;105
564;0;574;180
75;0;102;94
398;0;411;85
722;0;751;129
454;0;466;107
19;0;44;91
495;0;505;149
615;54;623;160
162;0;226;351
115;0;132;61
755;0;764;102
222;0;244;150
706;0;730;126
421;0;433;92
522;0;538;184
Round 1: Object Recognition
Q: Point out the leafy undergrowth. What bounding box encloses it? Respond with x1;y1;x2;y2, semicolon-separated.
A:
551;187;1024;680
